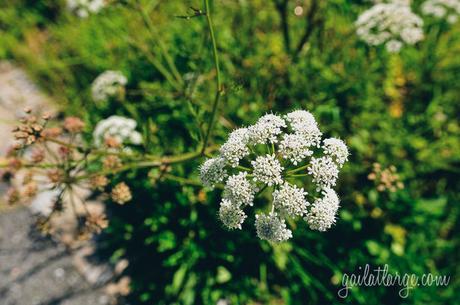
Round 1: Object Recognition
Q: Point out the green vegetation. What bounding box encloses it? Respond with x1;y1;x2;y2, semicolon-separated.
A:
1;0;459;304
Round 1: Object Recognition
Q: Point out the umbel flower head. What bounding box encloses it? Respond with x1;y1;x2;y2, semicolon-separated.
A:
93;115;142;147
91;70;127;102
355;2;424;53
199;110;349;242
67;0;107;18
421;0;460;24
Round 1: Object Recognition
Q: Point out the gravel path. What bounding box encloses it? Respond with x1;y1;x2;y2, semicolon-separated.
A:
0;208;110;305
0;61;114;305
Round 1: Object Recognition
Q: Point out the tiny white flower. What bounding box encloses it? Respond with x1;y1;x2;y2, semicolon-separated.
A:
91;70;127;102
248;114;286;144
251;154;284;186
279;133;314;165
322;138;349;167
273;182;309;217
219;199;247;230
199;157;228;188
255;212;292;242
223;172;257;206
220;128;250;167
308;156;339;189
304;187;340;231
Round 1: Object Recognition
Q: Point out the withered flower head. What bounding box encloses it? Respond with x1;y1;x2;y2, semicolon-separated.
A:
5;187;20;205
41;127;63;139
63;117;85;133
104;136;122;149
111;182;132;205
13;113;46;146
42;112;52;120
23;182;38;198
58;146;72;158
85;212;109;233
30;148;45;163
103;155;122;170
91;175;109;191
47;169;64;184
22;171;34;185
368;163;404;192
8;158;22;172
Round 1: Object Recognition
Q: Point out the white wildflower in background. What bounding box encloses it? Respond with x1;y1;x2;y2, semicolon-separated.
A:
91;70;128;102
199;109;349;242
355;2;424;52
255;212;292;242
421;0;460;24
93;115;142;147
67;0;107;18
304;187;340;231
219;199;247;230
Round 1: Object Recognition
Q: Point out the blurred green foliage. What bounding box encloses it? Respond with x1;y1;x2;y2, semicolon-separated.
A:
1;0;459;304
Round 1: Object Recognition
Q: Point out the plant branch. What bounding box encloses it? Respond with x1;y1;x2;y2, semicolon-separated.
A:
293;0;319;59
75;146;217;181
201;0;223;155
287;163;309;174
274;0;291;54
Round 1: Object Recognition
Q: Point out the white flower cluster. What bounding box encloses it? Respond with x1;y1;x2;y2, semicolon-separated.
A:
304;187;340;232
93;115;142;147
91;71;128;102
422;0;460;24
355;2;424;52
199;110;349;242
67;0;107;18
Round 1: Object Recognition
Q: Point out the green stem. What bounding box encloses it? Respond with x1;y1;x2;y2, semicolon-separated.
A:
201;0;223;155
163;174;202;186
287;173;309;177
287;164;309;174
236;165;252;172
255;185;268;197
75;147;217;181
